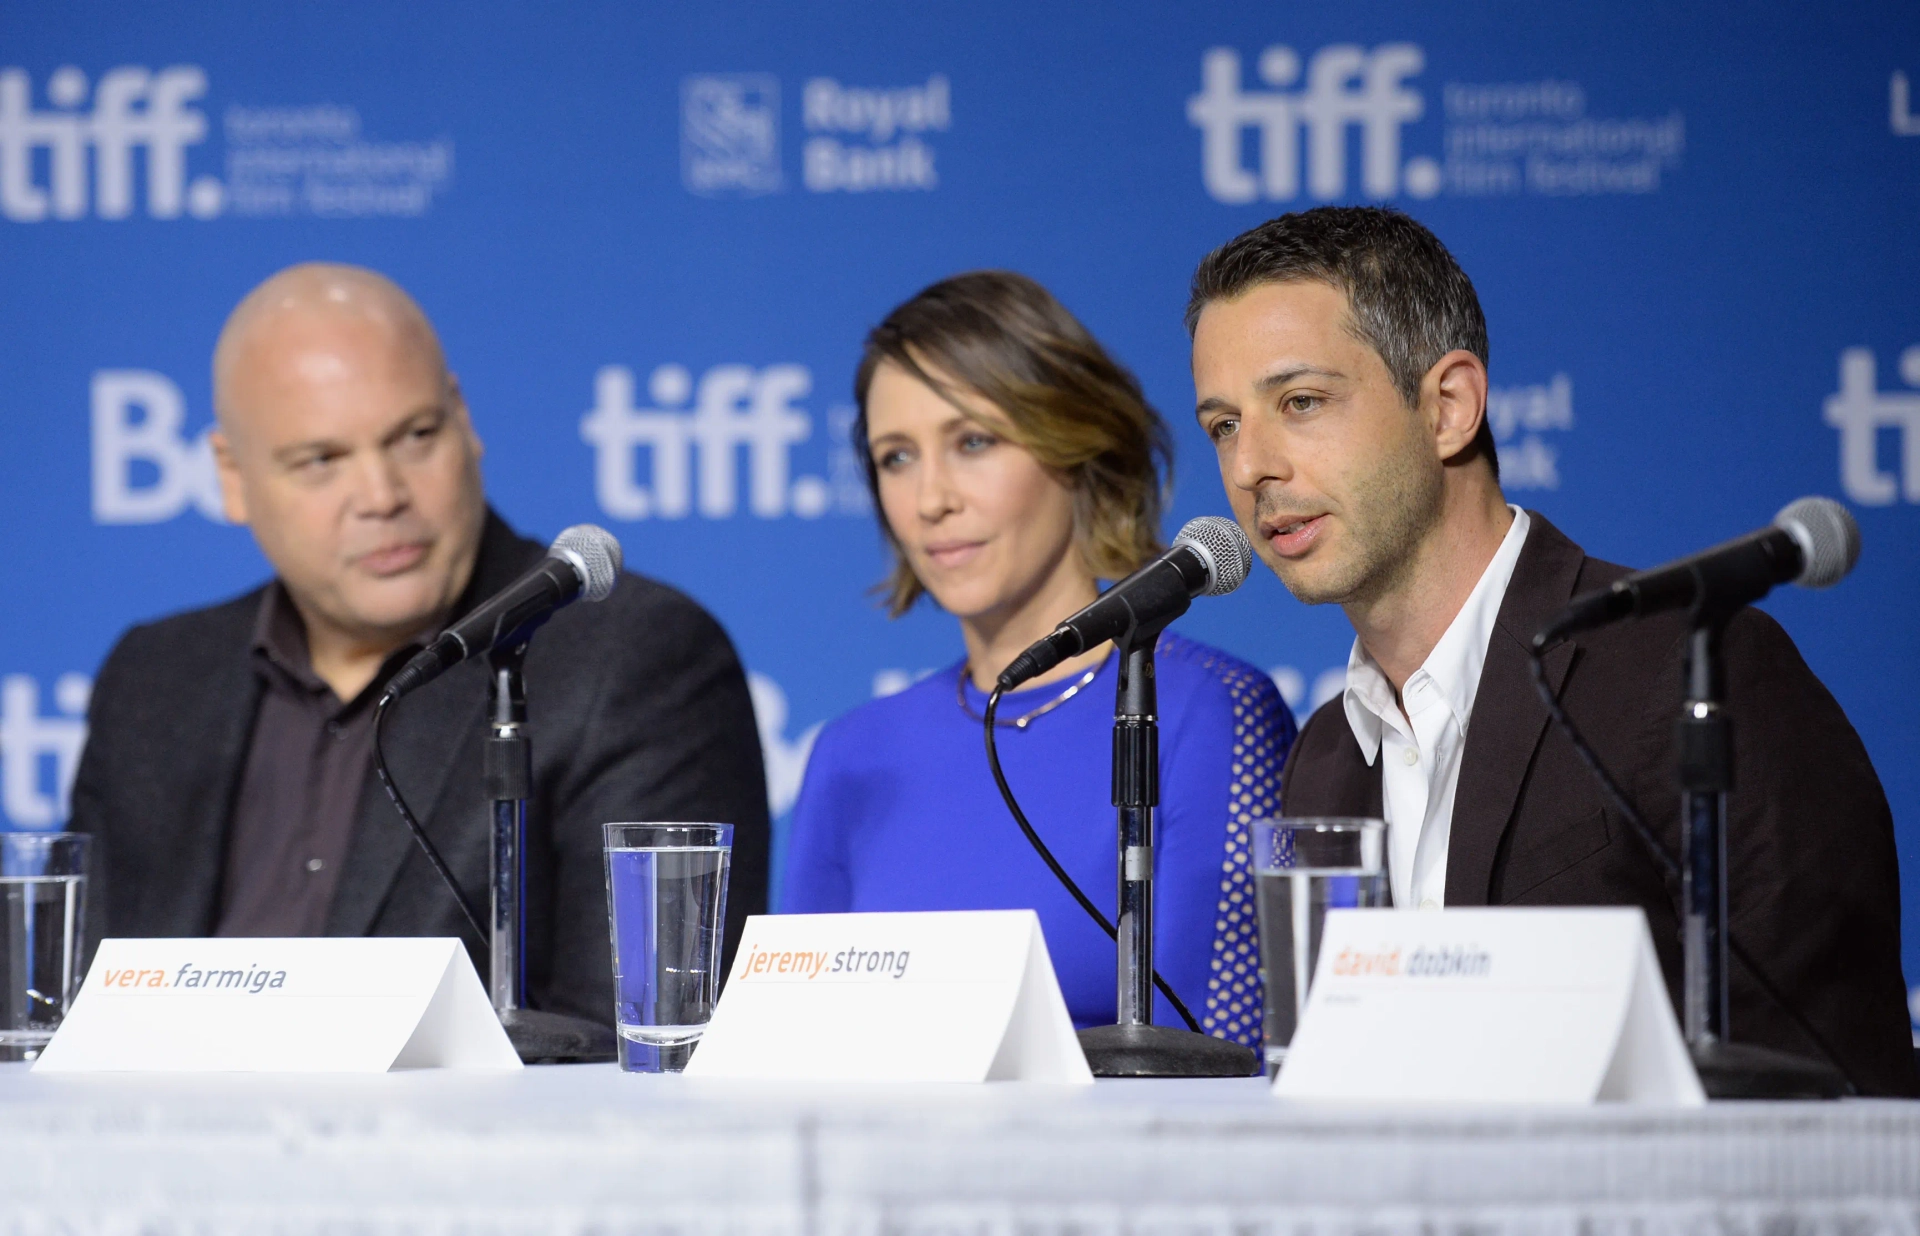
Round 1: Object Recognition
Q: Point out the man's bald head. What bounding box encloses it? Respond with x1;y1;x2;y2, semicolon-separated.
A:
208;263;486;689
213;263;448;435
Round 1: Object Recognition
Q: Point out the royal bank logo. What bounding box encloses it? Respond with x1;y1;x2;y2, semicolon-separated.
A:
1825;347;1920;506
580;362;869;521
1188;44;1683;202
683;73;950;196
1486;373;1574;491
1;673;89;829
802;75;948;192
682;75;782;197
0;64;452;221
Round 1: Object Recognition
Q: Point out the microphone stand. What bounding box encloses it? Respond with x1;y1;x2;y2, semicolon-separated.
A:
485;643;616;1064
1075;627;1260;1077
1675;616;1844;1098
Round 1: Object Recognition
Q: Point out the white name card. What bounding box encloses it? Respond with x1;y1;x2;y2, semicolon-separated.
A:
685;910;1093;1084
1274;908;1704;1106
33;937;522;1073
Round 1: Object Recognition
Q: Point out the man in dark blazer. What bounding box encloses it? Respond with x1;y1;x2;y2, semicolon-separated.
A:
1186;207;1915;1096
69;263;769;1030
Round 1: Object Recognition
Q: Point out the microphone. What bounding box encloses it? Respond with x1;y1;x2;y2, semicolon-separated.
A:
1534;496;1859;649
383;524;623;703
998;516;1253;691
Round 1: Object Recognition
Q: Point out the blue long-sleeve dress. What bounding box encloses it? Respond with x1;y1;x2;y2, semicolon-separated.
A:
780;629;1296;1046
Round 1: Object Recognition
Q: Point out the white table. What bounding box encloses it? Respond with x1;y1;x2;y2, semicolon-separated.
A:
1;1063;1915;1234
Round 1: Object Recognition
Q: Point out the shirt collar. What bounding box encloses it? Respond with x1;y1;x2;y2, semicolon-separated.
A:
251;583;330;697
250;582;436;710
1343;506;1533;764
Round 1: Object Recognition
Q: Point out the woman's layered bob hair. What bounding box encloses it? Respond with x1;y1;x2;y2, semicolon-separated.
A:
853;270;1174;616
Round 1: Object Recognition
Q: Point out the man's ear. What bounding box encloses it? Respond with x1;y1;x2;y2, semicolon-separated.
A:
208;428;250;525
449;374;483;459
1421;349;1489;464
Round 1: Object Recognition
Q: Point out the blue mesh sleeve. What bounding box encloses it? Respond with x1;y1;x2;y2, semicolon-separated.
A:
1200;658;1296;1047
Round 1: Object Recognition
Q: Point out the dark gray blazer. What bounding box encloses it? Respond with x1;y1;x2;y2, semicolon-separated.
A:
69;510;771;1025
1280;512;1917;1097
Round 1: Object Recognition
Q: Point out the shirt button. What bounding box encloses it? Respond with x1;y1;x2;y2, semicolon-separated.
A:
1419;898;1440;910
305;858;325;873
1401;747;1419;766
325;721;343;738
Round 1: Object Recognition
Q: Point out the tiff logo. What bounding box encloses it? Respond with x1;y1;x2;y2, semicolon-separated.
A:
1825;347;1920;506
0;65;224;221
91;370;224;523
580;363;824;519
2;673;89;829
1187;44;1436;204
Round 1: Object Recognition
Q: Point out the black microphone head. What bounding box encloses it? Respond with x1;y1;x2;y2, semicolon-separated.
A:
549;525;623;602
1773;497;1859;589
1173;516;1253;597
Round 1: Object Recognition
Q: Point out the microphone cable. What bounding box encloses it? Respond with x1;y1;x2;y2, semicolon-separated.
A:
982;683;1203;1034
371;693;489;944
1526;637;1858;1096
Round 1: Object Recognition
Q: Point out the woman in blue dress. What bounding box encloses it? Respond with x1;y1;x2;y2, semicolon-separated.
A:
781;271;1295;1046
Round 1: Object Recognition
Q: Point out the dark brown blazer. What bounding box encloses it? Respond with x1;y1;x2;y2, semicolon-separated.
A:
1280;511;1917;1096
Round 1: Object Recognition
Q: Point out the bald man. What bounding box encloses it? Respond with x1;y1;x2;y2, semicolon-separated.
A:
69;264;770;1033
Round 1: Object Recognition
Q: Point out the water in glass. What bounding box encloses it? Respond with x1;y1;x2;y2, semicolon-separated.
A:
605;843;729;1071
1;873;84;1060
1252;818;1388;1076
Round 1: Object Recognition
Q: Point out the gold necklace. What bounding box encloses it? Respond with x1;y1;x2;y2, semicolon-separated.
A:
957;648;1112;730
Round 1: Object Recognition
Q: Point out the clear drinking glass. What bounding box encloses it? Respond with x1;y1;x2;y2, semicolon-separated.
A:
1252;817;1388;1076
1;832;89;1063
603;822;732;1072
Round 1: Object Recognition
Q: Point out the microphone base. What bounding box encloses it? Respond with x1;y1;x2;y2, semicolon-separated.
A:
499;1007;617;1064
1077;1022;1261;1078
1689;1039;1848;1100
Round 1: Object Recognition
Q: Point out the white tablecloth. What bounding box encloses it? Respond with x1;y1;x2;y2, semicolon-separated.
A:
1;1063;1915;1235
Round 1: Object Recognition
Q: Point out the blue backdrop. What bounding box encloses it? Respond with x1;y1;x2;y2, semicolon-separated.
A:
3;2;1916;1026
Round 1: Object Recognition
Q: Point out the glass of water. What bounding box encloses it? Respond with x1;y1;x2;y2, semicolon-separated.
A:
1252;817;1387;1076
2;832;89;1063
603;822;732;1073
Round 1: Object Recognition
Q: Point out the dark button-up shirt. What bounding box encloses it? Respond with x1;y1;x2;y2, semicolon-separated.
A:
215;586;420;936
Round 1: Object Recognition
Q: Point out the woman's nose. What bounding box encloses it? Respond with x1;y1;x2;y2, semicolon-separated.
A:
916;454;960;521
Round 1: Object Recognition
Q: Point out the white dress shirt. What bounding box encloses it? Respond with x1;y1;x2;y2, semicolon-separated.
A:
1342;506;1532;910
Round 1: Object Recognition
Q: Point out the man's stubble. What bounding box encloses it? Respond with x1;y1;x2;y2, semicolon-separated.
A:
1259;426;1445;610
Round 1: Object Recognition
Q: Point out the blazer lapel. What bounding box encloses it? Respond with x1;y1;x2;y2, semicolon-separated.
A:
1444;513;1586;907
326;510;543;936
327;661;487;936
1280;711;1384;819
